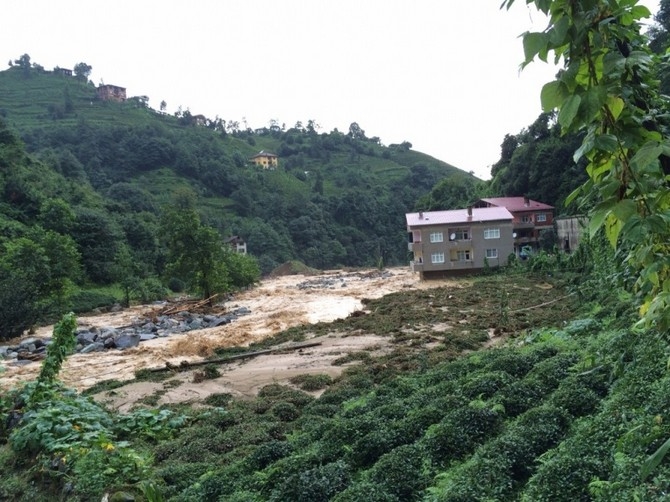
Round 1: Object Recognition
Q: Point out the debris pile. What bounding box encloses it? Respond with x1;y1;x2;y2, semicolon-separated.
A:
0;306;251;365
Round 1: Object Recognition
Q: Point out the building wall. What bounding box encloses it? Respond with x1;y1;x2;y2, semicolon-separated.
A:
251;155;278;168
408;220;514;276
97;85;127;102
556;216;587;252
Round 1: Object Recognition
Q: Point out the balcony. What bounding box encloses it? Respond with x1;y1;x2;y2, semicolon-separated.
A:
410;261;424;273
408;241;422;252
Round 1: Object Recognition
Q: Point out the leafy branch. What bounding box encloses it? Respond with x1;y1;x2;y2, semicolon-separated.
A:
503;0;670;331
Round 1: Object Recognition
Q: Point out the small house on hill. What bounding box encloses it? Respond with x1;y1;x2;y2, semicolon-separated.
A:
249;150;278;169
474;197;554;256
225;236;247;254
97;84;127;102
53;67;73;77
406;206;514;279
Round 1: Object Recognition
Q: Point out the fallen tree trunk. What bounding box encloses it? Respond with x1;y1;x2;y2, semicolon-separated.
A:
148;341;323;373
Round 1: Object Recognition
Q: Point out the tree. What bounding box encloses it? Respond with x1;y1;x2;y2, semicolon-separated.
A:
502;0;670;330
73;62;92;81
348;122;366;141
160;100;167;112
0;231;80;340
161;204;230;304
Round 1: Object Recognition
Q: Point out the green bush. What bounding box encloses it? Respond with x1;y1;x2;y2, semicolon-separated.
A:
550;380;601;418
460;370;516;399
331;481;398;502
368;443;428;501
270;459;351;502
289;373;333;391
271;401;301;422
167;276;186;293
247;440;293;470
525;353;579;392
70;289;118;313
136;277;169;303
423;403;504;466
495;378;547;417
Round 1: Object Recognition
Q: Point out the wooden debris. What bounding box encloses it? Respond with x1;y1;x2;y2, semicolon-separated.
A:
148;341;322;373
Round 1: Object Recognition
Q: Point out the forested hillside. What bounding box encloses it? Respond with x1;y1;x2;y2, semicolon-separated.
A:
0;62;472;276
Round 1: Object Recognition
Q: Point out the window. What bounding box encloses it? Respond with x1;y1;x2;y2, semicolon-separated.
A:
430;232;444;243
486;248;498;259
456;250;471;261
536;213;547;222
522;215;533;223
449;228;470;240
431;252;445;264
483;228;500;239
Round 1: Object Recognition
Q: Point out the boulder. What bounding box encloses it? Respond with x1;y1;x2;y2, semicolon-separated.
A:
113;333;141;349
80;342;105;354
19;337;44;349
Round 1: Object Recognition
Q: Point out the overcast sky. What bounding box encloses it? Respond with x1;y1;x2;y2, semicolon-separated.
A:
1;1;660;179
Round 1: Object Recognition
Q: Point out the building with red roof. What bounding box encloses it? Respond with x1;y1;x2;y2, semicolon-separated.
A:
474;197;554;255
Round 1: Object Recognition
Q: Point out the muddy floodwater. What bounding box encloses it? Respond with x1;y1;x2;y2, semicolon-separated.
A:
1;267;457;407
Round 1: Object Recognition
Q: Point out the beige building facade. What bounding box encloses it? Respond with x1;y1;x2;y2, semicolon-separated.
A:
406;206;514;279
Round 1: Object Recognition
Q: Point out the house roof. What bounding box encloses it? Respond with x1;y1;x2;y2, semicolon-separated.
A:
406;206;513;227
250;150;278;159
479;197;554;212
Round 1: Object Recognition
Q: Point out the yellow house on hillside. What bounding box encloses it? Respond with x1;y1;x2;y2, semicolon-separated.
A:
249;150;278;169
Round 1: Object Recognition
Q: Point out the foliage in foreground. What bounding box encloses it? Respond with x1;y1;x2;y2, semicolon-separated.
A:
0;314;188;500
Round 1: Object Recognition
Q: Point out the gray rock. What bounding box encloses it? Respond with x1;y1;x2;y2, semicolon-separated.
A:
76;331;98;345
19;337;44;349
103;337;116;349
80;342;105;354
114;333;141;349
140;333;157;341
210;316;231;327
99;327;118;339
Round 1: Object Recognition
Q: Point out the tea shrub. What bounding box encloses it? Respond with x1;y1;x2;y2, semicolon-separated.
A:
368;443;428;501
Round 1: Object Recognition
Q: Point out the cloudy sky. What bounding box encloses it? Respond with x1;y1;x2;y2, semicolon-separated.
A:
1;1;660;179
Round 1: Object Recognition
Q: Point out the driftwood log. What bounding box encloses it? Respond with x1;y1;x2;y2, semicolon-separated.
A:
148;341;323;373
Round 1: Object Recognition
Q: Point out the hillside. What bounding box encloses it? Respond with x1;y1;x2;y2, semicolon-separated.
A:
0;64;480;278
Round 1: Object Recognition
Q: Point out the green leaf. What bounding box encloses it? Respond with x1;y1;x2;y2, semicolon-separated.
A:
565;185;583;207
523;32;548;63
559;94;581;129
549;16;570;45
631;142;662;171
612;199;637;221
541;81;566;112
606;96;625;120
582;87;606;122
642;436;670;481
631;5;652;19
605;213;623;247
594;134;618;153
574;130;595;163
589;207;610;238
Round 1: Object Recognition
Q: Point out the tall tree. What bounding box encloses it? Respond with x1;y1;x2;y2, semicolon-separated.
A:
161;203;230;304
73;62;92;81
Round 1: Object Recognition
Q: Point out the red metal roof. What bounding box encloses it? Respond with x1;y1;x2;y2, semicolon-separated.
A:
479;197;554;212
406;206;513;227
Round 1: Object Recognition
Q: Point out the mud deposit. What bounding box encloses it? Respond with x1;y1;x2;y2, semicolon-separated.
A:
1;268;576;411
